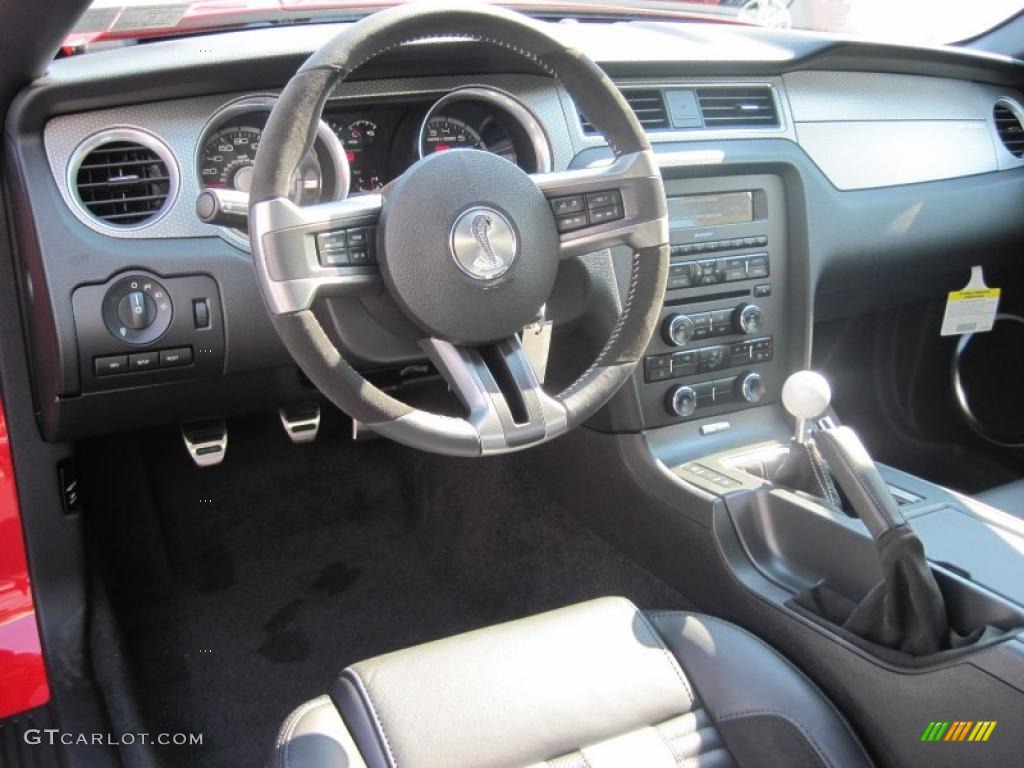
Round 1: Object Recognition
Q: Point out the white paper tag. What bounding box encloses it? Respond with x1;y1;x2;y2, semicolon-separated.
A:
940;266;1000;336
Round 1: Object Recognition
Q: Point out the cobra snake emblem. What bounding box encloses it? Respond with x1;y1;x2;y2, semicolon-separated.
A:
470;213;502;274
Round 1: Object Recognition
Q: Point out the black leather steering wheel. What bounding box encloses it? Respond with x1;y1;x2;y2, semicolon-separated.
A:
249;2;668;456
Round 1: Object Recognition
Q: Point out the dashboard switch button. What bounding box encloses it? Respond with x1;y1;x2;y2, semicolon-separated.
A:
129;351;160;372
160;347;193;368
193;298;210;329
95;355;128;376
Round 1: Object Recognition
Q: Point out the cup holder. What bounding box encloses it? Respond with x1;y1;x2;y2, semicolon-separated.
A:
952;313;1024;447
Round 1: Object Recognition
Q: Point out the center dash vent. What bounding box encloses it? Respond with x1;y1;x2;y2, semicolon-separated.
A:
994;101;1024;158
71;131;177;228
580;89;669;134
695;86;778;128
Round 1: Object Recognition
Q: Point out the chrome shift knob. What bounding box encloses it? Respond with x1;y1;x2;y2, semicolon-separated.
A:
781;370;831;443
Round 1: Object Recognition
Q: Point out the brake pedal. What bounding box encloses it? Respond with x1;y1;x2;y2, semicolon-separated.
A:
181;419;227;467
279;403;320;444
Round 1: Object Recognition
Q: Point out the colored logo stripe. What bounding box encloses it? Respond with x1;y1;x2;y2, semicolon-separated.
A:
921;721;997;742
969;722;997;742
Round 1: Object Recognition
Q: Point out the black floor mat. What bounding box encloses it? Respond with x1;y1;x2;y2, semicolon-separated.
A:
86;410;687;767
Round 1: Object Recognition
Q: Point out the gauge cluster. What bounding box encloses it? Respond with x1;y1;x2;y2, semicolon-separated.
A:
196;88;551;244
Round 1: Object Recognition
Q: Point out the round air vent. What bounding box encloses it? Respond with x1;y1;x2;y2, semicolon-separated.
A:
69;129;178;229
993;100;1024;158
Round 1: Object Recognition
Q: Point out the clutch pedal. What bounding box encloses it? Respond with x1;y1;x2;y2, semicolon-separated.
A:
279;403;320;443
181;419;227;467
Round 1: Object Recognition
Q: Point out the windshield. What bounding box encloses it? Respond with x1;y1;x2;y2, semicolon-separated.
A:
66;0;1024;51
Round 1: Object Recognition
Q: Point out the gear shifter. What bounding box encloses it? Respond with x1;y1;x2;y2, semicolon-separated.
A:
781;370;832;444
771;372;959;656
768;371;843;507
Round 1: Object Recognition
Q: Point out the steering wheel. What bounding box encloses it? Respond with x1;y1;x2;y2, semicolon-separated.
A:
249;3;668;457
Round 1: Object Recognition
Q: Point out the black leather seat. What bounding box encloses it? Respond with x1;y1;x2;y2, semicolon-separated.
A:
975;478;1024;518
274;597;872;768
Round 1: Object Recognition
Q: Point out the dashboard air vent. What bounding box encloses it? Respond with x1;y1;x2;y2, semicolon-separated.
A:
695;86;779;128
994;101;1024;158
580;89;669;134
72;133;175;228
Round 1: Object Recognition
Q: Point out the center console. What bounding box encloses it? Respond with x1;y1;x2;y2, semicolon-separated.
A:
636;174;790;429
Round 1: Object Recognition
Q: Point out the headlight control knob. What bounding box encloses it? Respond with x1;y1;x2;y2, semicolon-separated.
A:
102;275;172;344
667;385;698;417
663;314;695;346
734;303;764;335
117;291;157;331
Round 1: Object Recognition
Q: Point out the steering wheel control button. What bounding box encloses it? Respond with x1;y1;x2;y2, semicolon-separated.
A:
586;190;622;210
550;189;624;232
555;211;588;232
551;195;584;216
94;355;128;376
129;351;160;371
102;276;172;345
159;347;193;368
450;206;517;280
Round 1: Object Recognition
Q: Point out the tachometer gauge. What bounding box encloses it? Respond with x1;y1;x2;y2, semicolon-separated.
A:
421;116;487;155
199;125;323;205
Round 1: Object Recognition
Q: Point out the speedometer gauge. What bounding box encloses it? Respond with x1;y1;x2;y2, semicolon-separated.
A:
199;125;323;205
421;116;487;155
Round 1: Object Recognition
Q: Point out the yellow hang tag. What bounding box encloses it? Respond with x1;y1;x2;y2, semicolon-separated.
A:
940;266;1000;336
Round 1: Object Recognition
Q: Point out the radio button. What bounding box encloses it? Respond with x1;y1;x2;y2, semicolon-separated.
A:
712;377;738;404
663;314;696;346
691;313;712;340
734;304;764;334
671;351;698;377
753;283;772;297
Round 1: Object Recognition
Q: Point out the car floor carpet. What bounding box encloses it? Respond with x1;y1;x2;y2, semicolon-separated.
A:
84;408;688;768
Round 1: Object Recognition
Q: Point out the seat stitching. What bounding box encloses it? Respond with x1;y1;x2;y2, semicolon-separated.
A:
278;697;328;768
631;602;697;707
346;668;400;768
715;709;836;768
646;612;871;764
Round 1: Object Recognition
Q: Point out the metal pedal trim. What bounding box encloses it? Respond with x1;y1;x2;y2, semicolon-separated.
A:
181;419;227;467
279;404;320;444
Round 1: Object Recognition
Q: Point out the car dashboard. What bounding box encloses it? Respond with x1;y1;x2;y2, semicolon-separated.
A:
8;20;1024;442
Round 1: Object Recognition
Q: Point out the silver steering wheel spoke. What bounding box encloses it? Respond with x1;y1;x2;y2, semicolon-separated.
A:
250;193;384;315
421;334;567;454
532;149;668;259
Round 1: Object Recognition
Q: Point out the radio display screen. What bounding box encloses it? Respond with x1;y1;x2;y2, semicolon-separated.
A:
669;192;754;228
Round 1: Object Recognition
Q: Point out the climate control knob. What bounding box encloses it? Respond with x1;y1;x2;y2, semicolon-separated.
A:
734;303;764;335
663;314;695;347
739;371;767;404
667;385;698;417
